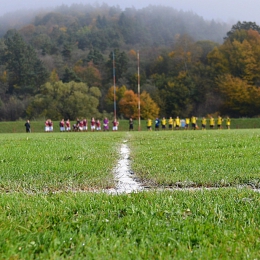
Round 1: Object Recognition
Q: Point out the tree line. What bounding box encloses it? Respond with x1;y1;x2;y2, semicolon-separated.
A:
0;4;259;120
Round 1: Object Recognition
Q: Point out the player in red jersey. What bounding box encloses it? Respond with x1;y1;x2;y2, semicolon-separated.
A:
60;119;65;132
79;120;83;131
45;120;49;132
113;119;119;131
96;119;101;131
66;119;71;131
48;119;53;132
83;118;88;131
91;117;96;131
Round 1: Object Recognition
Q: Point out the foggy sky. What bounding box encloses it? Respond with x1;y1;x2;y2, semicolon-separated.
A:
1;0;260;24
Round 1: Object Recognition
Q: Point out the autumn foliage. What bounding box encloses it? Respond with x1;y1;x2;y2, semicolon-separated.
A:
1;11;260;119
118;90;159;119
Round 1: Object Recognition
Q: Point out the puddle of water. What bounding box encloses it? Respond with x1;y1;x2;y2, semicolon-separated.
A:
106;142;143;194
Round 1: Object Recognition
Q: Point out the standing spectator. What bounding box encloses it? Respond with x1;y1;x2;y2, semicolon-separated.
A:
201;117;207;130
129;117;134;131
226;117;231;129
24;120;31;133
168;117;173;130
113;119;119;131
60;119;65;132
217;116;223;129
209;116;215;129
91;117;96;132
66;119;71;132
155;118;160;131
161;117;166;130
103;117;109;131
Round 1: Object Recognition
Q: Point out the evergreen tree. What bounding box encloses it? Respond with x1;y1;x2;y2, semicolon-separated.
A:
3;30;49;95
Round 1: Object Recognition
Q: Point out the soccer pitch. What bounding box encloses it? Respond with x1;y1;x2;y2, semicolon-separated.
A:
0;130;260;259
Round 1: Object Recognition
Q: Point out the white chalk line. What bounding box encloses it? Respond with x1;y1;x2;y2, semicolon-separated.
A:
106;141;143;194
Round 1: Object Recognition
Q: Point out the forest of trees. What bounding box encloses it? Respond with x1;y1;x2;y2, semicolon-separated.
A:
0;4;260;121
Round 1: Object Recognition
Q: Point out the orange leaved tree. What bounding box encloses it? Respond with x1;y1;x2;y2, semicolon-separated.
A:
119;90;139;118
119;90;159;119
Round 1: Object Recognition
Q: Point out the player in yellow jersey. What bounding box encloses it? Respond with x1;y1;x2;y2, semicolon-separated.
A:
168;117;173;130
161;117;166;130
209;116;215;129
191;116;197;130
226;116;231;129
175;116;180;130
201;117;207;130
147;118;152;131
185;118;190;130
217;116;223;129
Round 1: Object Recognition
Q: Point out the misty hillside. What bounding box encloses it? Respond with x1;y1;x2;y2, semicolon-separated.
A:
3;3;259;120
0;4;231;44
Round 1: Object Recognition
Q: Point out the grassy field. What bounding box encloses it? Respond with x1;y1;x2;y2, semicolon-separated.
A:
0;117;260;133
1;190;260;259
0;130;260;259
0;132;126;192
129;129;260;188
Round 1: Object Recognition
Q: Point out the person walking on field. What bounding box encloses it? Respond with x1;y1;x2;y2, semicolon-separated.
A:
226;116;231;129
209;116;215;129
25;120;31;133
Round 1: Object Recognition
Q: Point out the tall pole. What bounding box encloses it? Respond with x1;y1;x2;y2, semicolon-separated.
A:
137;51;141;131
113;51;116;120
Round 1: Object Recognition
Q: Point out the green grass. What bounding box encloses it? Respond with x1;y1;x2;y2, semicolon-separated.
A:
129;130;260;187
0;190;260;259
0;132;125;192
1;130;260;259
